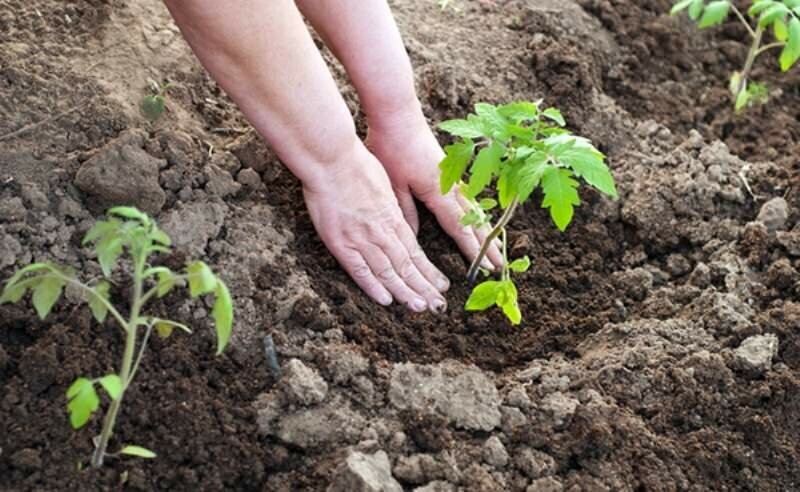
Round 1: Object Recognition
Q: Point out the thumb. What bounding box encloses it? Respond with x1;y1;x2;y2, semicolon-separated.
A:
395;188;420;234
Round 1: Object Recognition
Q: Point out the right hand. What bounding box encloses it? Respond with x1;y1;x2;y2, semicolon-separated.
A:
302;141;450;312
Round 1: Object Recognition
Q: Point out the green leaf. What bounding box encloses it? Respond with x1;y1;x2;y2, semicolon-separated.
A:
82;219;120;246
542;108;566;126
546;135;617;198
32;275;64;320
497;101;539;122
689;0;705;20
508;256;531;273
759;3;789;27
88;281;110;323
774;17;788;41
515;152;549;202
438;119;485;139
120;445;157;459
460;209;483;226
671;0;695;15
212;281;234;355
108;206;149;225
541;167;581;232
779;17;800;71
697;1;730;27
497;166;517;208
0;281;28;304
501;299;522;325
141;94;166;122
479;198;497;210
155;321;174;339
466;141;504;198
151;226;172;247
99;374;123;400
748;0;775;16
186;261;217;298
66;378;100;429
156;270;176;298
465;281;502;311
439;140;475;194
96;235;123;278
3;263;52;289
495;280;521;325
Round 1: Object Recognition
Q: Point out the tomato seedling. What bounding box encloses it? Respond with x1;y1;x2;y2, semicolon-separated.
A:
671;0;800;111
0;207;234;468
438;101;617;324
140;80;174;122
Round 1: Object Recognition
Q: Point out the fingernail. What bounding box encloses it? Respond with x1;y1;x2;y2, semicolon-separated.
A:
481;258;494;271
430;298;447;313
436;277;450;291
409;298;427;312
378;293;392;306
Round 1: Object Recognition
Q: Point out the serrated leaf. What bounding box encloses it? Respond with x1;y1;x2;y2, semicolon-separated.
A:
546;135;617;198
497;166;517;208
82;219;120;246
541;167;580;232
515;152;549;202
108;206;149;225
88;281;110;323
465;281;502;311
671;0;695;15
120;445;157;459
439;140;475;194
212;281;233;355
689;0;705;20
542;107;566;126
141;95;165;122
32;275;64;320
479;198;497;210
497;101;539;122
466;141;504;198
99;374;123;400
438;119;484;139
779;17;800;71
96;234;123;278
697;1;730;27
186;261;216;298
509;256;531;273
66;378;100;429
759;3;789;27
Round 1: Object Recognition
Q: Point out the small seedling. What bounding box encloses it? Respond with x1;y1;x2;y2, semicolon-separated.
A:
671;0;800;111
0;207;234;468
438;101;617;324
140;80;174;122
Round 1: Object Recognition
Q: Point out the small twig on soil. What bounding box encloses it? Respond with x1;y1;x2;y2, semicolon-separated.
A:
0;104;84;142
738;164;759;201
211;127;251;135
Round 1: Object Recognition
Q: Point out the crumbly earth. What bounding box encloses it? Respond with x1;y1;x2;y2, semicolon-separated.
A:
1;0;799;490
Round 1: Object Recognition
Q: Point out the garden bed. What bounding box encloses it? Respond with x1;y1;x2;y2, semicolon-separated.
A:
1;0;799;490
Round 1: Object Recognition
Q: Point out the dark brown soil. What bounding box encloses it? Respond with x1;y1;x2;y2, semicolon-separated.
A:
1;0;800;490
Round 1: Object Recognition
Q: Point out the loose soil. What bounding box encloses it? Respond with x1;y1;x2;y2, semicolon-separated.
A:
1;0;799;491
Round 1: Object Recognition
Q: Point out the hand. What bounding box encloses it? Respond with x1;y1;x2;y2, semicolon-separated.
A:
365;108;504;270
303;141;449;312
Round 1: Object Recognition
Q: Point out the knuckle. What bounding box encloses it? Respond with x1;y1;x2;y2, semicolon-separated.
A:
351;264;372;280
398;256;416;280
377;266;398;282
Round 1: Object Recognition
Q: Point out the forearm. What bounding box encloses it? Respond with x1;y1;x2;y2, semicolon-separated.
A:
295;0;422;127
163;0;359;189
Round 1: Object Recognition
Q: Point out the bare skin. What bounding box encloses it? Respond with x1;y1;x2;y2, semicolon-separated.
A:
164;0;502;312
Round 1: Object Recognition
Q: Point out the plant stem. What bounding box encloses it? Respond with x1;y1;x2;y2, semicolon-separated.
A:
731;5;756;39
755;41;785;56
501;228;509;281
466;197;519;283
734;24;764;102
91;254;148;468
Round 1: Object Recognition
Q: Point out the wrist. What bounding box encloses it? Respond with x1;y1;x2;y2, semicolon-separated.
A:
365;96;428;134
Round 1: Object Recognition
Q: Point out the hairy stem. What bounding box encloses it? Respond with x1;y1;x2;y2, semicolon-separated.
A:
91;253;148;468
466;197;519;283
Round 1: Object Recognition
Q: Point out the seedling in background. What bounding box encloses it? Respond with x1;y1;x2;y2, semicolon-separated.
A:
438;101;617;324
140;80;174;122
671;0;800;111
0;207;234;468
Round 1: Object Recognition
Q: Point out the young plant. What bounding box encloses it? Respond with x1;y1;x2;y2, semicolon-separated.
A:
140;80;174;122
438;101;617;324
0;207;234;468
671;0;800;111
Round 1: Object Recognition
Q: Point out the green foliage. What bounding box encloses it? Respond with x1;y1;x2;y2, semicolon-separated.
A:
140;81;173;123
438;101;617;324
671;0;800;111
0;206;234;467
119;445;157;459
